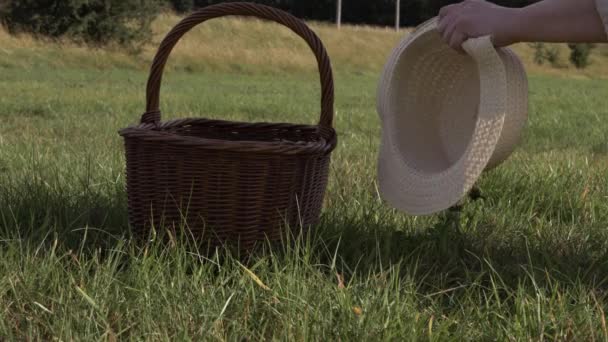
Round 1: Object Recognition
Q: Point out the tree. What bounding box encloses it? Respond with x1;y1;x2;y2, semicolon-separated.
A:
170;0;194;12
1;0;163;49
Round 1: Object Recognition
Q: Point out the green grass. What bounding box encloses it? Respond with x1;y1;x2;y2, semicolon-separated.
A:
2;19;608;340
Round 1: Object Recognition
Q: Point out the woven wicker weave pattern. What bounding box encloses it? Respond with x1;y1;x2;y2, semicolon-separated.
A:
119;3;336;250
376;18;528;215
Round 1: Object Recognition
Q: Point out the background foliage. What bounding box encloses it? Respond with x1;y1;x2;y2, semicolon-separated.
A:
0;0;538;38
0;0;163;48
181;0;537;27
0;0;596;67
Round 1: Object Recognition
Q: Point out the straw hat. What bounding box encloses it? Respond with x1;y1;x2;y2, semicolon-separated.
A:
376;18;528;215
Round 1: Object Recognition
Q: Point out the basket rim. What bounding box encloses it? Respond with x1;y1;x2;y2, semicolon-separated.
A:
119;117;337;156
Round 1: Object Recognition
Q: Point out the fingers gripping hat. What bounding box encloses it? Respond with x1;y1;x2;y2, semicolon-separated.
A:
376;18;528;215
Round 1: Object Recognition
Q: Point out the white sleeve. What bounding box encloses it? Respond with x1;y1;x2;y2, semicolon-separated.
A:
596;0;608;36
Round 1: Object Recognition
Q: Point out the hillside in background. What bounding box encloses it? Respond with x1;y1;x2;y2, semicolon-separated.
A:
1;13;608;79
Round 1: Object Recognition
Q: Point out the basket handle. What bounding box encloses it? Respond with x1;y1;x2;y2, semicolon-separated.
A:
142;2;335;130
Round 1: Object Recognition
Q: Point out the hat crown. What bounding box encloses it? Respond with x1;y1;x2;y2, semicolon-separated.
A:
377;18;528;215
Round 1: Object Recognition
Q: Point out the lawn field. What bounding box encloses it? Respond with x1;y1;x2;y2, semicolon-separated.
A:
1;15;608;340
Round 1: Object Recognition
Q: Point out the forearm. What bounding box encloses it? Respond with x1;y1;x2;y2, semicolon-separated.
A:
510;0;607;43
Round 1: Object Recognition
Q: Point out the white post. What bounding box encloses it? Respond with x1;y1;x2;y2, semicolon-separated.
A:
395;0;400;31
337;0;342;29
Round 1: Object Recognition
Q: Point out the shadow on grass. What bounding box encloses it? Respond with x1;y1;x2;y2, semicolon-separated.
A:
312;208;608;293
3;179;608;294
0;179;130;251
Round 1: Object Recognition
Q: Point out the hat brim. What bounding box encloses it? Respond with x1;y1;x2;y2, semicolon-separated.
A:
376;18;511;216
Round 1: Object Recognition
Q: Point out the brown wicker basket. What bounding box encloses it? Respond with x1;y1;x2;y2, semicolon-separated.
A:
118;2;337;250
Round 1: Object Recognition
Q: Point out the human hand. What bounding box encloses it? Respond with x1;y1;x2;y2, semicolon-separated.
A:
437;0;521;51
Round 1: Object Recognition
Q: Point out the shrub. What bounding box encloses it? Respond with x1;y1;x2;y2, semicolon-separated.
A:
531;43;546;65
568;43;596;69
0;0;163;49
545;46;561;67
530;42;562;68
